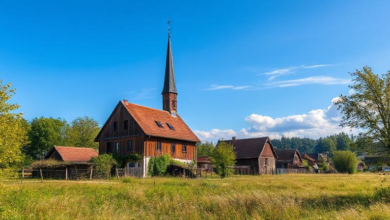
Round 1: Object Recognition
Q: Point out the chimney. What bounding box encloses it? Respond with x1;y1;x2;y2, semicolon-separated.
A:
232;136;236;143
123;99;128;105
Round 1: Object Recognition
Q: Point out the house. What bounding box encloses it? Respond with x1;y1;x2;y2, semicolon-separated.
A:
275;149;303;169
45;146;98;163
302;153;317;167
197;156;212;169
218;137;278;174
94;31;200;177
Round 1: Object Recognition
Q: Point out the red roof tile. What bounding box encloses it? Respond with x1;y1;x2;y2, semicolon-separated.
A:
49;146;98;162
197;156;212;163
123;102;200;142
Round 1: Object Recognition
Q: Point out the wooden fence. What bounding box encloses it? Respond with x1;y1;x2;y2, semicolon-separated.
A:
115;167;143;178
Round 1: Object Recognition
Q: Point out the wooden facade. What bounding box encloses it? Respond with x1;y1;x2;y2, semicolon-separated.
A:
275;149;303;169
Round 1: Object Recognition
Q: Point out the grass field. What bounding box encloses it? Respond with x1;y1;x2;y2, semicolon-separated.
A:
1;174;390;220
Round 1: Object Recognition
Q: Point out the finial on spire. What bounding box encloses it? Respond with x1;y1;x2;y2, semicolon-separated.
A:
167;19;171;37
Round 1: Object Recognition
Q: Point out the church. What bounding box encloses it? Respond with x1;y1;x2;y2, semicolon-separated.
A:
94;30;200;177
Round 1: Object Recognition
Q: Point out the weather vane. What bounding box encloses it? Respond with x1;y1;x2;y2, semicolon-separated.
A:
167;19;171;36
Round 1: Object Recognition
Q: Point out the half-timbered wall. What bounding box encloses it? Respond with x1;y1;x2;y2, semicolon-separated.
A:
145;137;196;161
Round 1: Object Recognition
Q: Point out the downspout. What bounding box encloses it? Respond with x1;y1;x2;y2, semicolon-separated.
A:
143;135;151;177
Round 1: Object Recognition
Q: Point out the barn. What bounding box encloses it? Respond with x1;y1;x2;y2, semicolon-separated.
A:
219;137;278;174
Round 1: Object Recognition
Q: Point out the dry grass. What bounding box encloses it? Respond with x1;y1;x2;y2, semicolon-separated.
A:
1;174;390;220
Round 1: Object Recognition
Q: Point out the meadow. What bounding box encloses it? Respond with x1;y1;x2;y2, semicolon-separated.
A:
1;174;390;220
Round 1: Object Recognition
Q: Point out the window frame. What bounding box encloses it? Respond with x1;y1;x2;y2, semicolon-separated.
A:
115;142;120;153
171;143;176;153
113;121;118;132
166;123;174;130
127;140;133;152
182;145;187;153
155;121;164;128
156;142;162;151
124;120;128;130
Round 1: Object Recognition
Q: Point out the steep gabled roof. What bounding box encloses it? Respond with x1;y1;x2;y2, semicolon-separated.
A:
123;102;199;142
275;149;302;163
219;137;277;159
302;153;316;163
46;146;98;162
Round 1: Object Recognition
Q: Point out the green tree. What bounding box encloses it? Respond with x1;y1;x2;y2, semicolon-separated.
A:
315;138;336;154
335;133;351;151
211;142;236;178
0;81;29;173
336;66;390;151
332;151;358;174
197;141;214;156
66;116;100;149
25;117;68;159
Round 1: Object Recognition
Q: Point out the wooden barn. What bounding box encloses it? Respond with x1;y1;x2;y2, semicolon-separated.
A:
95;31;200;177
274;149;303;169
219;137;278;174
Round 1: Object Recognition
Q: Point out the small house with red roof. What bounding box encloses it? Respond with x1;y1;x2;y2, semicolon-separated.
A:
46;146;98;163
95;31;200;177
218;137;278;174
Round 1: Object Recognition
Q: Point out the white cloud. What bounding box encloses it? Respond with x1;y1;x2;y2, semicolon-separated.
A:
267;76;350;88
264;64;334;80
205;85;250;91
194;98;355;142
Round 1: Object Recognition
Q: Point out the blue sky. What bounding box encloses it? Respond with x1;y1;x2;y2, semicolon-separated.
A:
1;1;390;142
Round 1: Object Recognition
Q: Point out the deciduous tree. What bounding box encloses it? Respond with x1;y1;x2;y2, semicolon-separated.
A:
66;116;100;149
0;81;29;172
211;142;236;178
336;66;390;151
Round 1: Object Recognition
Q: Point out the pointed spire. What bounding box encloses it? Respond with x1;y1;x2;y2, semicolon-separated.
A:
162;19;177;94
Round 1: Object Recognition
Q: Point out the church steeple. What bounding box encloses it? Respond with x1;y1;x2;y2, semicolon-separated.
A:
162;19;178;114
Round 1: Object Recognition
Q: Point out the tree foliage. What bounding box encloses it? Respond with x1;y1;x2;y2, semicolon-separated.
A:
66;116;100;149
0;81;29;172
90;154;117;179
211;142;236;178
25;117;68;159
197;141;214;156
336;66;390;150
332;151;358;174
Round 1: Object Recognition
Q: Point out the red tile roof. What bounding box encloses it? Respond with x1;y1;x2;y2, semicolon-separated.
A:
219;137;277;159
197;156;212;164
49;146;98;162
123;102;200;142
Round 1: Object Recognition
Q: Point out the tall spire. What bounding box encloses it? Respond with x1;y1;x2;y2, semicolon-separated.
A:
162;19;177;94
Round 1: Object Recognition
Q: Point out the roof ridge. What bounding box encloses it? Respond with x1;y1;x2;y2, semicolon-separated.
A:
125;102;176;115
223;136;269;141
55;146;97;150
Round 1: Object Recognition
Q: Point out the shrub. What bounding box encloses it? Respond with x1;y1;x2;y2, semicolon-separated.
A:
332;151;358;174
114;153;142;168
148;155;171;176
90;154;117;179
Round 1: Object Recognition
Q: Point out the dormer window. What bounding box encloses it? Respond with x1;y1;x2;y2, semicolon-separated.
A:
167;123;174;130
155;121;163;128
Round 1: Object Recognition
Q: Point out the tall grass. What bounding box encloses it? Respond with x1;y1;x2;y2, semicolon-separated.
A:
1;174;389;219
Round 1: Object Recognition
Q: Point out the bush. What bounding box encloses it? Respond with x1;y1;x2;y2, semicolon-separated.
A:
90;154;117;179
332;151;358;174
114;153;142;168
148;155;171;176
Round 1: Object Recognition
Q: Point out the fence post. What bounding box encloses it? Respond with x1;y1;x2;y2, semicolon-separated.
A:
40;168;43;182
116;168;119;179
90;166;93;180
65;168;68;180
